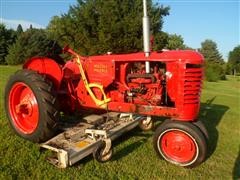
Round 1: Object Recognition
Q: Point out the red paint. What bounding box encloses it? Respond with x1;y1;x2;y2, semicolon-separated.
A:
23;57;63;89
88;51;203;63
8;82;39;134
160;130;196;163
22;48;204;121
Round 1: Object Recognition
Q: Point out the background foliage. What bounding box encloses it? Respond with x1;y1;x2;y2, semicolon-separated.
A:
227;45;240;76
200;39;226;81
0;0;239;81
6;28;62;65
0;24;17;64
47;0;170;55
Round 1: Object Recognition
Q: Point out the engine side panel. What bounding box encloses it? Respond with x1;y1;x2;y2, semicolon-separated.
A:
86;59;115;87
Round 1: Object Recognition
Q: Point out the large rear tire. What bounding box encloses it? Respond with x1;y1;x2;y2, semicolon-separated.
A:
5;70;59;143
153;120;207;168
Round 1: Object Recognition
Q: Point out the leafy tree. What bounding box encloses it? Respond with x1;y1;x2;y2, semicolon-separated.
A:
227;45;240;75
205;63;226;81
47;0;170;55
6;28;61;65
0;24;17;64
200;39;224;64
153;31;168;50
200;39;226;81
16;24;23;35
183;45;194;50
166;34;185;50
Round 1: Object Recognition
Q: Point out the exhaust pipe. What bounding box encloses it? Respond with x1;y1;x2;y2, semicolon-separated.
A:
143;0;150;73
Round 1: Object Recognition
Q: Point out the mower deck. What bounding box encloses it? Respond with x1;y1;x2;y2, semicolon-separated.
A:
40;112;141;168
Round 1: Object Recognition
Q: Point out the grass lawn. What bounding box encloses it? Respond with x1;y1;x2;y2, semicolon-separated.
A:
0;65;239;179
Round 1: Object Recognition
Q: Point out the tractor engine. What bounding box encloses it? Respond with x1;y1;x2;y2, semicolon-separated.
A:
125;62;165;106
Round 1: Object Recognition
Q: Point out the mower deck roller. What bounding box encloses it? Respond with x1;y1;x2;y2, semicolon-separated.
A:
41;113;142;168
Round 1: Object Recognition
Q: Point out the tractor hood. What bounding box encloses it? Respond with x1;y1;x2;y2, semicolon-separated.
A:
88;50;204;64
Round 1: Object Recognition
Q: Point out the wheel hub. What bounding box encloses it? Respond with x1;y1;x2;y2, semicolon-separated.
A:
9;82;39;134
16;100;33;116
160;130;196;164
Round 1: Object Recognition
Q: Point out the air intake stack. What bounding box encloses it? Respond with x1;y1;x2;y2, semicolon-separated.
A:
143;0;151;73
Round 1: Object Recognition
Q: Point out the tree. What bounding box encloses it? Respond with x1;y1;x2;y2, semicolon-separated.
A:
0;24;17;64
227;45;240;75
183;45;194;50
16;24;23;35
166;34;185;50
200;39;226;81
200;39;224;64
6;28;61;65
153;31;168;50
47;0;170;55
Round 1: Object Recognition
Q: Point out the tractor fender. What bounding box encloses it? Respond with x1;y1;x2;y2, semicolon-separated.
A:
23;57;63;89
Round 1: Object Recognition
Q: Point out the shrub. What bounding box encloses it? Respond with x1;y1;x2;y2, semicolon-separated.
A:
205;63;226;82
205;65;219;82
6;29;61;65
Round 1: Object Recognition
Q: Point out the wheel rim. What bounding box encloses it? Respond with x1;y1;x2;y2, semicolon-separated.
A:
8;82;39;134
159;129;197;165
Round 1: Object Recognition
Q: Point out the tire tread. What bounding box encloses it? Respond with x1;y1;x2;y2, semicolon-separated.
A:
4;69;59;143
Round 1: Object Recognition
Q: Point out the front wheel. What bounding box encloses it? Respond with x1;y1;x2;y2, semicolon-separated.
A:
5;70;59;143
153;120;207;168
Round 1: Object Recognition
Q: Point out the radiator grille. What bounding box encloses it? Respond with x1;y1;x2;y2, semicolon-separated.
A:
184;64;203;104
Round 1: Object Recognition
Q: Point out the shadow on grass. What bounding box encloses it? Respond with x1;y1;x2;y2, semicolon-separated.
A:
199;96;229;159
111;129;152;161
233;146;240;179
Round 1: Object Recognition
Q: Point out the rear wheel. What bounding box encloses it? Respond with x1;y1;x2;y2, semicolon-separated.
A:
5;70;59;143
153;120;207;168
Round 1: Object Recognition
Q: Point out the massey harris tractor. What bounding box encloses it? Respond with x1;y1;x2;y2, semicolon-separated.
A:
4;0;208;168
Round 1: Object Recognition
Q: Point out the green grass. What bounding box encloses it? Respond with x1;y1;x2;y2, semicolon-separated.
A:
0;65;239;179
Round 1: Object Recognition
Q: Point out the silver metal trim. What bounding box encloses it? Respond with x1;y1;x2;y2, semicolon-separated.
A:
143;0;151;73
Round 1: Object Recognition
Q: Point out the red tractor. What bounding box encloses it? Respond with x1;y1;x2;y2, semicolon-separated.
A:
4;0;208;168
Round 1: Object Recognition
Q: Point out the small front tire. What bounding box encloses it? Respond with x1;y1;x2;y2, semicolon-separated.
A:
193;120;209;141
153;120;207;168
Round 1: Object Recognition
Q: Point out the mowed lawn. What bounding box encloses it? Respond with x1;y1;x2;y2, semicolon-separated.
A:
0;65;239;179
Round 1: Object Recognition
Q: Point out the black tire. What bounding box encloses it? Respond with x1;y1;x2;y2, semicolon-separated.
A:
153;120;207;168
193;120;209;141
93;141;113;163
4;69;59;143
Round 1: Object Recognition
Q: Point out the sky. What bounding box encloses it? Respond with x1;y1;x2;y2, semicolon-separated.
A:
0;0;239;60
